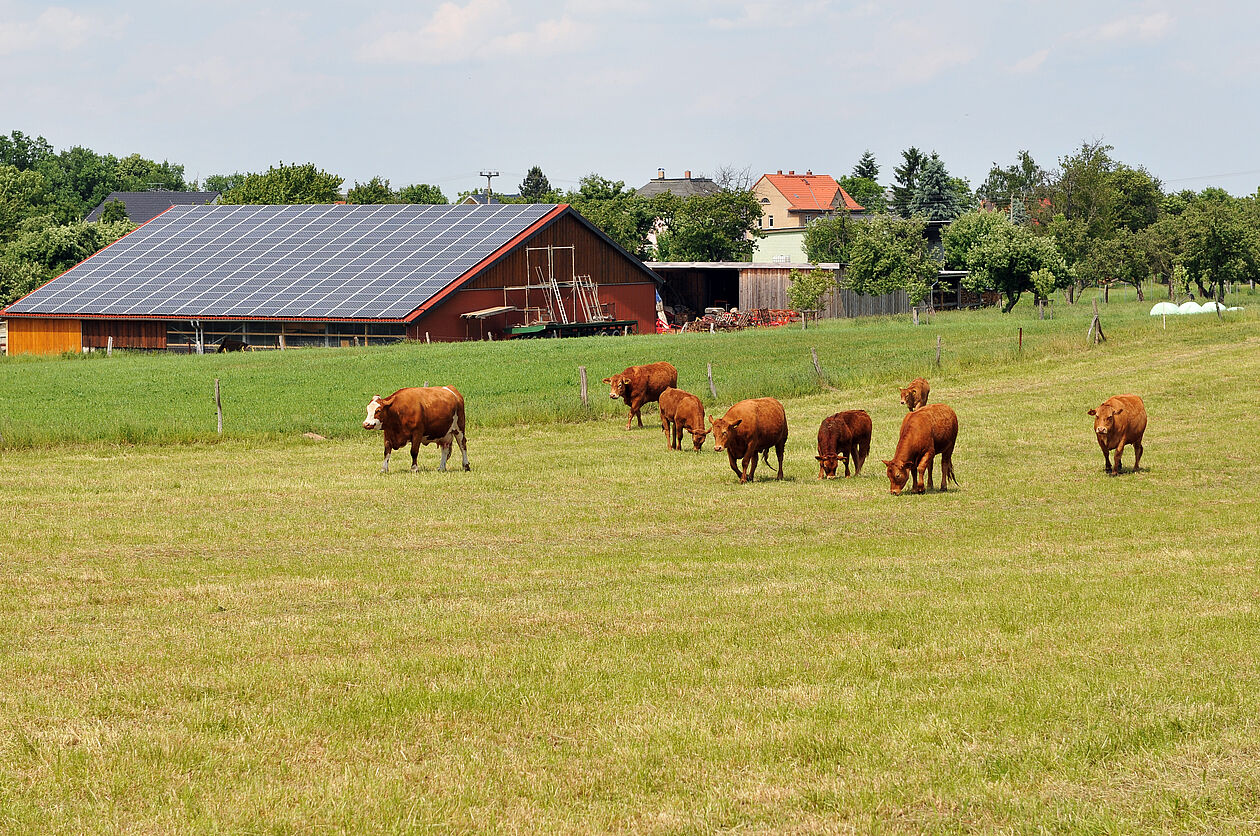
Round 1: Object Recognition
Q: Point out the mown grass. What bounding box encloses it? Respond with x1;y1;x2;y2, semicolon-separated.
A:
2;285;1252;448
1;289;1259;833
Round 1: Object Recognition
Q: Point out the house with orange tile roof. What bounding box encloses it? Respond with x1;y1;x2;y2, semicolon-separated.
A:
752;170;864;231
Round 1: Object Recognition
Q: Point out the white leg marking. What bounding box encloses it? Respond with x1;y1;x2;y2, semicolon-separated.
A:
382;450;391;473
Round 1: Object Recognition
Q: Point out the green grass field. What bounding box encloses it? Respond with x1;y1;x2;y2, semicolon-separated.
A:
2;290;1259;833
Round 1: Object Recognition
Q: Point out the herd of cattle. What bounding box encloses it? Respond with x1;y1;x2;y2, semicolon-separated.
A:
362;361;1148;494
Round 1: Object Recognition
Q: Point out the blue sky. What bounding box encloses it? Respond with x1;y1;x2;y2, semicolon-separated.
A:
3;1;1259;198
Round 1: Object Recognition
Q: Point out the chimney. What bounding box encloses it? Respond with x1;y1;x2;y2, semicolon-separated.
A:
777;169;783;175
806;169;812;175
684;170;691;179
789;170;795;175
658;168;665;179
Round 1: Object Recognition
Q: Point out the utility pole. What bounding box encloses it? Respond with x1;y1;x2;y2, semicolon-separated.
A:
479;170;499;201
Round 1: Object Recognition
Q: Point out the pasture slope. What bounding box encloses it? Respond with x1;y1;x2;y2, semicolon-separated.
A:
1;290;1259;833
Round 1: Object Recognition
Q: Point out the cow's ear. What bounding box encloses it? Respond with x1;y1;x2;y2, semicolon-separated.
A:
729;419;742;429
815;455;824;461
602;377;612;384
881;459;893;467
1087;408;1096;416
1113;407;1123;415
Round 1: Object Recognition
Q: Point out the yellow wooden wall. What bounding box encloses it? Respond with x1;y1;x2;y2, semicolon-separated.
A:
5;318;82;355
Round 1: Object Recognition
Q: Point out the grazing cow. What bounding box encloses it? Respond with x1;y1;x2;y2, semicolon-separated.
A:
815;409;873;478
216;337;248;352
708;398;788;483
362;386;470;474
882;404;959;495
603;361;678;429
900;377;930;412
1088;394;1147;475
659;387;709;452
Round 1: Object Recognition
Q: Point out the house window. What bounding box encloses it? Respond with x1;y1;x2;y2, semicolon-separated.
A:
768;216;774;228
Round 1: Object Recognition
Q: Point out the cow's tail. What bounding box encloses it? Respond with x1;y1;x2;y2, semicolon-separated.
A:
857;432;870;464
945;458;960;487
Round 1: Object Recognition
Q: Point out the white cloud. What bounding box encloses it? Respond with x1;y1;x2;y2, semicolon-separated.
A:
358;0;589;64
1012;48;1050;74
1086;11;1172;42
708;1;831;30
0;6;103;55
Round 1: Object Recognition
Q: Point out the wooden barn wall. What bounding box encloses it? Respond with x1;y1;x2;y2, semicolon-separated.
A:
738;268;909;318
412;282;657;342
82;320;167;349
5;318;81;355
464;213;653;290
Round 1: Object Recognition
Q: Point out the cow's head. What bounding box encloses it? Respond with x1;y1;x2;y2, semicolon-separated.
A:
708;415;741;453
816;452;848;479
882;459;911;495
602;373;630;399
1088;404;1123;439
363;396;386;430
685;426;709;452
899;386;919;410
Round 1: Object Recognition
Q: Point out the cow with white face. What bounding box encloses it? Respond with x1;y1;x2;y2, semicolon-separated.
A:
362;386;470;473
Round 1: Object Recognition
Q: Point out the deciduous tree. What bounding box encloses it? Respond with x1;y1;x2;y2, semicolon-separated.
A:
961;222;1068;312
217;162;343;205
347;176;394;204
396;183;448;204
846;214;937;303
803;210;858;264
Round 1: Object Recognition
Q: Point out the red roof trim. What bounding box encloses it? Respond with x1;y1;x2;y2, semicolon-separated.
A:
1;312;409;323
401;203;568;322
0;206;175;316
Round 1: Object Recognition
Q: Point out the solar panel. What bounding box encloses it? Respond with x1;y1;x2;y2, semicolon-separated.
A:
6;203;556;320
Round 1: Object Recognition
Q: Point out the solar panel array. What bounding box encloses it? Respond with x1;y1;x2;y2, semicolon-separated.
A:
6;203;556;320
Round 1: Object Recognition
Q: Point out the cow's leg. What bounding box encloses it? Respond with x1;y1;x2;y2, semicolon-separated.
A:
381;445;392;474
843;445;852;478
673;423;684;451
774;441;785;480
410;442;420;473
1100;441;1112;473
1113;441;1125;475
1133;439;1143;472
744;450;760;483
728;451;743;481
456;430;471;471
914;452;931;494
438;440;450;472
625;399;635;430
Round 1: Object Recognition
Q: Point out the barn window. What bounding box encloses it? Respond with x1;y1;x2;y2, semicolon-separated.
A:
768;215;774;228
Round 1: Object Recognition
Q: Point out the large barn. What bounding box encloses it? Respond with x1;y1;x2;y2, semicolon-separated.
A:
2;203;660;354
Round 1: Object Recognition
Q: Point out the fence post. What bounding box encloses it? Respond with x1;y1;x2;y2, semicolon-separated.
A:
279;333;286;351
935;335;942;368
810;347;823;381
579;366;588;406
106;335;113;357
214;378;222;434
425;332;431;343
1216;287;1224;321
1018;327;1023;351
707;362;716;398
912;306;919;326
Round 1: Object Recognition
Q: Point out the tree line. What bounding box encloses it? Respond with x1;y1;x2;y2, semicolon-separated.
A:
795;141;1260;313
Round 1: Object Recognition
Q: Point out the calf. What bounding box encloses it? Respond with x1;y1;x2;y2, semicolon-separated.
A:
899;377;930;412
882;403;958;495
659;387;709;452
708;398;788;483
603;361;678;429
1088;394;1147;475
362;386;470;474
815;409;873;478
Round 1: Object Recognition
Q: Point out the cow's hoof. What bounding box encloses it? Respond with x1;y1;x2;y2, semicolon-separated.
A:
463;464;472;472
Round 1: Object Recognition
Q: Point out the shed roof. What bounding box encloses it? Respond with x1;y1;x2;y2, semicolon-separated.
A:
635;177;721;199
84;190;220;224
4;203;653;323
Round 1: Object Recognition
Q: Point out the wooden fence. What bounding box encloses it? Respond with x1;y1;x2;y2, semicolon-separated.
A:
738;268;910;319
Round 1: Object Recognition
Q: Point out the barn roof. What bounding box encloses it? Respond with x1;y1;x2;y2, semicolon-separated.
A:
4;203;638;323
84;190;221;223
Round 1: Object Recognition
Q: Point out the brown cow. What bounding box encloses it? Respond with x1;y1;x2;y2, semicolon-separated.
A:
659;387;709;452
899;377;930;412
815;409;873;478
1088;394;1147;475
708;398;788;483
603;361;678;429
362;386;470;474
882;403;958;495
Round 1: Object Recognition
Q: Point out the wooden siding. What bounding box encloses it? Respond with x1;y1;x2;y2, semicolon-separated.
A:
6;318;82;355
738;267;909;318
82;320;167;349
464;212;655;290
